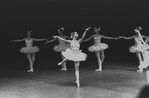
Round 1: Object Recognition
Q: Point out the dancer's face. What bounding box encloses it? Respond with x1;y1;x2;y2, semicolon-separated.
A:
71;32;78;39
27;31;31;37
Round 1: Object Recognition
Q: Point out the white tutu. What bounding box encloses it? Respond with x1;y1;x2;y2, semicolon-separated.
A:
20;46;39;53
88;43;108;52
129;44;144;53
62;48;87;62
53;44;70;52
138;52;149;69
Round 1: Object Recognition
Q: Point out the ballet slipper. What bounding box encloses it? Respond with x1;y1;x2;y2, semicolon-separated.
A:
137;69;143;72
61;68;67;71
95;68;102;71
27;68;34;72
58;62;62;66
75;80;80;88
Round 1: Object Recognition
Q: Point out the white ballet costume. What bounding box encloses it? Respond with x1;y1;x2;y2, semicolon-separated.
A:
129;37;144;53
62;40;87;62
138;46;149;69
88;36;108;52
20;39;39;53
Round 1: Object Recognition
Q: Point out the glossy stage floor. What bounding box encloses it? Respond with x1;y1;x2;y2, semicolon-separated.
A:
0;63;147;98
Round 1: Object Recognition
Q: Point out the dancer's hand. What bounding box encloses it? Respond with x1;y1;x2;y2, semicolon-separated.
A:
117;36;122;39
53;36;58;38
86;27;91;31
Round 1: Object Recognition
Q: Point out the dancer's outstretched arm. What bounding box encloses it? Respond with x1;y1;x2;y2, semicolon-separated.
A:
64;35;71;39
32;38;48;41
53;36;71;43
81;35;94;42
101;35;117;40
79;27;91;43
119;36;134;40
142;35;149;39
45;38;57;44
10;38;25;42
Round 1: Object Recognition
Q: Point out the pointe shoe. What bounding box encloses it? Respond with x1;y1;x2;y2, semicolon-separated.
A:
58;62;62;66
75;80;80;88
95;68;102;71
61;68;67;71
27;69;34;72
137;69;143;72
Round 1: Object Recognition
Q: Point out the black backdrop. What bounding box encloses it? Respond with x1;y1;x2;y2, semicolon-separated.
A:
0;0;148;70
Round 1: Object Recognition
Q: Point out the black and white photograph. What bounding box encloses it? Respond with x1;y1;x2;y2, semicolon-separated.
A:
0;0;149;98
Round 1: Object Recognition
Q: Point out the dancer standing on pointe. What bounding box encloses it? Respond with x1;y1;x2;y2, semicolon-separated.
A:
53;27;91;87
11;30;48;72
119;27;149;72
45;28;71;71
135;27;149;86
82;27;118;71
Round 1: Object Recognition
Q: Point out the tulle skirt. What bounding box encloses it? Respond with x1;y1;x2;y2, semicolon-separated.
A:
88;43;108;52
62;48;87;62
53;44;70;52
20;46;39;53
129;44;144;53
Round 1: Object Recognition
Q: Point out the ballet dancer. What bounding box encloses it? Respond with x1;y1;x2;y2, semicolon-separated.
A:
53;27;91;87
135;28;149;86
11;30;48;72
45;28;71;71
119;27;149;72
82;27;118;71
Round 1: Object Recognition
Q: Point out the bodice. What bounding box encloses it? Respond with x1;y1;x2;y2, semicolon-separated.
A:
94;36;101;44
70;40;80;51
25;39;33;47
134;37;142;45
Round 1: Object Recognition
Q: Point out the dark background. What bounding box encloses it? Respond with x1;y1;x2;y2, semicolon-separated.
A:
0;0;149;70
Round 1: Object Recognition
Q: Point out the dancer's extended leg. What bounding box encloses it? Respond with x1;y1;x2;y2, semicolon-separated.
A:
75;61;80;87
137;52;143;72
146;70;149;86
60;53;67;71
27;53;33;72
95;51;102;71
32;53;35;65
58;58;67;66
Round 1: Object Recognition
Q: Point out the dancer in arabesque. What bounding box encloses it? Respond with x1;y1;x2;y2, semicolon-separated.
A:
11;30;48;72
53;27;91;87
82;27;118;71
45;28;71;71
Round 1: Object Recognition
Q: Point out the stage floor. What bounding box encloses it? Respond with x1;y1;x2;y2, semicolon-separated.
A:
0;64;147;98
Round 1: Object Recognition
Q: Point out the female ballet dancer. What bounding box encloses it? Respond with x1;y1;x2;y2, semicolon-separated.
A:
11;30;48;72
82;27;118;71
119;27;149;72
53;27;91;87
135;28;149;86
45;28;71;71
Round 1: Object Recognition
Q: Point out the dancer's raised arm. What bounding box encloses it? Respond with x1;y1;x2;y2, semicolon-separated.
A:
53;36;71;43
10;38;25;42
135;29;146;45
79;27;91;43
